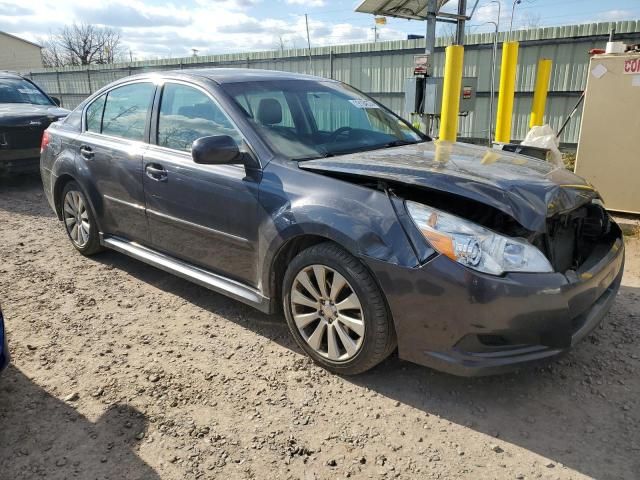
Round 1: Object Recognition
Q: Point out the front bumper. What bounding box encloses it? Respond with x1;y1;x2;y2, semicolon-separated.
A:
0;310;9;373
366;227;625;376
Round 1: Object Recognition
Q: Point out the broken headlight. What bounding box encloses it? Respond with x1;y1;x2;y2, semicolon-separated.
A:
406;201;553;275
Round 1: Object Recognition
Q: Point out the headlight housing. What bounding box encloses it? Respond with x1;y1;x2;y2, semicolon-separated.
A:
406;201;553;275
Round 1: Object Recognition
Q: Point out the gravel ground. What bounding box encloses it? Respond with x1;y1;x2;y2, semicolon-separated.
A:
0;174;638;480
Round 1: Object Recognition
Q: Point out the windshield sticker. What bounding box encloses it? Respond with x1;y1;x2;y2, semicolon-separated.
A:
18;88;39;94
349;99;380;109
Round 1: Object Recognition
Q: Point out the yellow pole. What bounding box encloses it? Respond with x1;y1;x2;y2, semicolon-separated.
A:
495;41;519;143
529;58;552;128
439;45;464;142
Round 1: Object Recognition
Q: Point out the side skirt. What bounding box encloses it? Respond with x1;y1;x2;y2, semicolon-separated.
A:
100;234;272;313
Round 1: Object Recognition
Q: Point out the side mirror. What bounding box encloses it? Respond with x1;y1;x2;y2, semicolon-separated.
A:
192;135;245;165
50;96;61;107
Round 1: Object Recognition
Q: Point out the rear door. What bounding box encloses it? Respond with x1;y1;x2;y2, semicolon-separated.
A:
142;81;261;286
77;81;155;243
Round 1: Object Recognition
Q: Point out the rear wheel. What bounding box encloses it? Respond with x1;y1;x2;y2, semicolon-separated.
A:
283;242;396;375
61;181;102;255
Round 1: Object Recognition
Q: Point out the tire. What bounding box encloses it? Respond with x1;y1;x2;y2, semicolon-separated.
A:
60;181;102;256
282;242;396;375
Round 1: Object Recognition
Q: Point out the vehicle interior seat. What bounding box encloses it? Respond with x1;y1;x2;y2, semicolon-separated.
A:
256;98;283;126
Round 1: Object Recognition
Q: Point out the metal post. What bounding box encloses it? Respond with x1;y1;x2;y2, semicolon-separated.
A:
55;70;63;108
530;58;552;128
329;49;334;79
422;0;438;135
440;45;465;142
487;21;499;144
86;68;92;95
455;0;467;45
488;0;501;144
425;0;437;55
305;13;313;74
509;0;522;41
495;41;519;143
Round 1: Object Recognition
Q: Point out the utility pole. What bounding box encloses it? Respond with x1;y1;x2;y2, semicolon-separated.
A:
423;0;437;136
305;14;313;73
509;0;522;40
455;0;467;45
372;24;378;43
425;0;436;56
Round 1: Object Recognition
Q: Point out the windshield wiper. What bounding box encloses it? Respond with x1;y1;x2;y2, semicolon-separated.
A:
382;139;418;148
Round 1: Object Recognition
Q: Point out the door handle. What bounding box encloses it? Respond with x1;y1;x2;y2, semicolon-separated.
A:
145;164;168;181
80;145;94;159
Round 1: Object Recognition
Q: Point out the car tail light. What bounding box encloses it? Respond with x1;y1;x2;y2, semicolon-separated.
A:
40;130;50;153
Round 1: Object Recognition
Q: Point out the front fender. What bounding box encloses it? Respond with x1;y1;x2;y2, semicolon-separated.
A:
257;160;420;297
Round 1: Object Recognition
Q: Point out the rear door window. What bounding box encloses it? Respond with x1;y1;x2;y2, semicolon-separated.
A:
157;83;241;151
101;83;155;141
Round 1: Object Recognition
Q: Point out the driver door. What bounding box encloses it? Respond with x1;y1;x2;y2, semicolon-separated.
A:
142;82;261;286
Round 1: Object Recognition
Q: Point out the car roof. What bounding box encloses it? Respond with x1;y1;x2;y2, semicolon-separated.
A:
182;68;332;84
0;71;26;80
110;68;336;87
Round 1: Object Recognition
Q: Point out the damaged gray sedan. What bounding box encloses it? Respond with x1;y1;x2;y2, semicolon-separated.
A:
40;69;624;376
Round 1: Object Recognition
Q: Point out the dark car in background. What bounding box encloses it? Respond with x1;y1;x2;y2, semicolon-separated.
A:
40;69;624;376
0;306;8;373
0;71;69;174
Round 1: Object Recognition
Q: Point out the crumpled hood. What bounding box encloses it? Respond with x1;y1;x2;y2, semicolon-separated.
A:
299;141;598;233
0;103;69;128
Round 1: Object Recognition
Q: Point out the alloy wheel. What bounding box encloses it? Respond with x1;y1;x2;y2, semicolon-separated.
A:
290;264;365;361
63;190;90;248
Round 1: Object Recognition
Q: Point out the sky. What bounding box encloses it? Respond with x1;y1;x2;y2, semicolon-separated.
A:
0;0;639;60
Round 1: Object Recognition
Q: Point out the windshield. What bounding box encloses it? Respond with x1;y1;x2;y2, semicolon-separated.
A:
0;78;53;106
221;79;426;160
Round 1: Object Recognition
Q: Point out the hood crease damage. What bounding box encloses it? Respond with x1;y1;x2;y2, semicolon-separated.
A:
299;141;598;234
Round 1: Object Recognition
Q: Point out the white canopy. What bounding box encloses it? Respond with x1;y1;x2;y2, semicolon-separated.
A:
355;0;451;20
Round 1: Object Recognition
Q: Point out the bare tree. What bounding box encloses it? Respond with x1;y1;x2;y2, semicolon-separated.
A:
41;39;65;68
439;24;457;45
521;12;542;30
42;23;125;67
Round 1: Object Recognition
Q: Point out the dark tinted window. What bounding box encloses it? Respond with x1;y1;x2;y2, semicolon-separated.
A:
85;94;106;133
157;83;240;151
101;83;154;141
0;78;53;105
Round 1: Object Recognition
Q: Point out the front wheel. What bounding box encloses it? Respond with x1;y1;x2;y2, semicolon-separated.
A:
61;181;102;256
282;242;396;375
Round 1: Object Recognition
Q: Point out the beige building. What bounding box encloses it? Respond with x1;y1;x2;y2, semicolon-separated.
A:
0;31;43;72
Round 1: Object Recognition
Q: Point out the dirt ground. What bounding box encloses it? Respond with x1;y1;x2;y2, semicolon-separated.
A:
0;173;638;480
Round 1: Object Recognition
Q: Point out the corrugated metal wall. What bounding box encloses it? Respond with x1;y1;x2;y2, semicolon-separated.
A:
25;20;640;146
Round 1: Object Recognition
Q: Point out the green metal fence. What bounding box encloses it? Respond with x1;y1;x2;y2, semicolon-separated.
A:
24;20;640;146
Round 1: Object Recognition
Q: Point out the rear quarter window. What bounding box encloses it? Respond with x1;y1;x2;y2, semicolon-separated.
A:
85;94;106;133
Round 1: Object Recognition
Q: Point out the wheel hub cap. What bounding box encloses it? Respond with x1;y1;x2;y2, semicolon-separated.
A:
290;265;365;361
63;190;90;248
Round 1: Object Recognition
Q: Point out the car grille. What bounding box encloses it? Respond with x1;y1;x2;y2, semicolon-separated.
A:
544;202;611;272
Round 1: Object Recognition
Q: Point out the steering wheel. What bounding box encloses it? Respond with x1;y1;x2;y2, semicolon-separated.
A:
327;126;354;144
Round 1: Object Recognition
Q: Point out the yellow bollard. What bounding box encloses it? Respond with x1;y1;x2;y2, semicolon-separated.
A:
439;45;465;142
495;41;519;144
529;58;552;128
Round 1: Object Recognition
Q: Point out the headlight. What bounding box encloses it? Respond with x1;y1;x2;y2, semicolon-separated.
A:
406;201;553;275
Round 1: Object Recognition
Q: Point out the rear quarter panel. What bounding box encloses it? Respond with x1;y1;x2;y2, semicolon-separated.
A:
40;122;98;225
